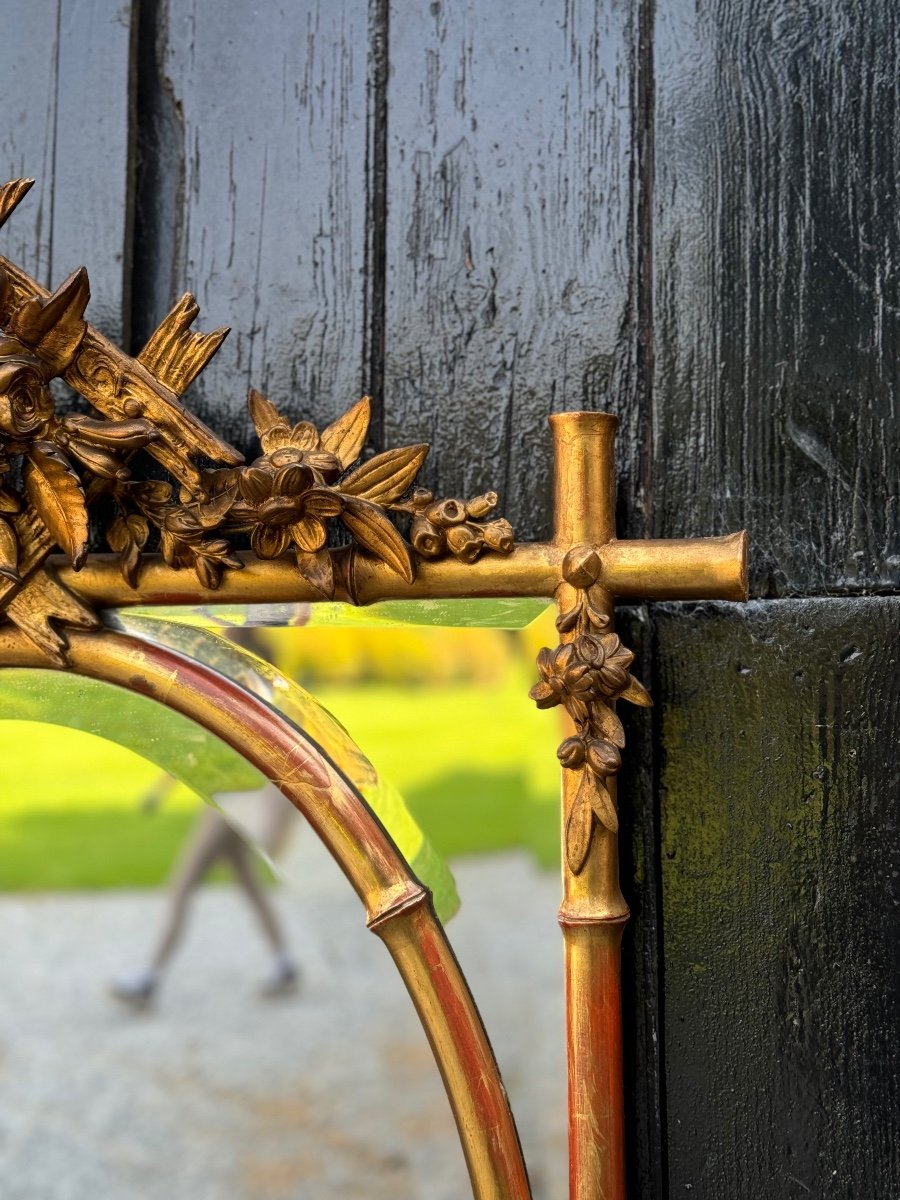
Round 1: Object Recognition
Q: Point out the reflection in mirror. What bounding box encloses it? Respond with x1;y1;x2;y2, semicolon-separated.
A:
116;596;551;630
0;612;564;1196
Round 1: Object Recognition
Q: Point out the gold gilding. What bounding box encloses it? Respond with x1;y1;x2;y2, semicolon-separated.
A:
0;176;750;1200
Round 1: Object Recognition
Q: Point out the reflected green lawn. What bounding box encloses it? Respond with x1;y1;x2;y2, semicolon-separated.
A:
0;674;560;892
318;675;560;868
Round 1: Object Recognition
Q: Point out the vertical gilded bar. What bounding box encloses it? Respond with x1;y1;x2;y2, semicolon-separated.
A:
550;411;629;1200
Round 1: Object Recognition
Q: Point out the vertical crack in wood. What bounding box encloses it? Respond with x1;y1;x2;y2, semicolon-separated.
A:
364;0;390;452
48;0;63;291
121;0;141;347
636;0;656;540
131;0;186;357
632;2;671;1197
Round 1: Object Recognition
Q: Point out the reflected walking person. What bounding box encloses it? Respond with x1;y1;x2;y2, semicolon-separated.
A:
110;780;299;1007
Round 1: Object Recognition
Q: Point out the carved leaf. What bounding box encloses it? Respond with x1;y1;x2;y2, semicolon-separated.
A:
23;442;89;568
596;704;626;749
106;517;130;553
585;601;610;630
340;495;415;582
565;776;594;875
620;674;652;707
340;444;429;505
0;178;34;233
247;388;283;439
0;515;19;582
589;777;619;834
160;528;179;567
320;396;371;468
295;548;335;599
195;488;237;528
120;540;142;588
8;267;89;373
194;553;222;590
107;515;149;588
555;606;580;634
127;515;150;548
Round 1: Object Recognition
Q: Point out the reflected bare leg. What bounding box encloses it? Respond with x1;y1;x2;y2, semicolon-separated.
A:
224;835;285;954
150;806;235;971
224;836;299;996
110;806;233;1007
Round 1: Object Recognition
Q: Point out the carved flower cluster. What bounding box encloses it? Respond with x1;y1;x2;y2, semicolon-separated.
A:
529;544;651;876
0;258;516;601
0;266;162;583
109;389;515;596
531;632;635;720
0;176;514;656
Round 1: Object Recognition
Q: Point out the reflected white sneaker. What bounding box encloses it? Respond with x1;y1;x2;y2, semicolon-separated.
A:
109;968;158;1009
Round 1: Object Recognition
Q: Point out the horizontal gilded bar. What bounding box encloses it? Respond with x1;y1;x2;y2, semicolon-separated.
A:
54;543;563;609
599;531;748;601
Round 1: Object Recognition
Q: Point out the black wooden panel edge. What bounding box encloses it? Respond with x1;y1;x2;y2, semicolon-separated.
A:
653;596;900;1200
620;604;667;1200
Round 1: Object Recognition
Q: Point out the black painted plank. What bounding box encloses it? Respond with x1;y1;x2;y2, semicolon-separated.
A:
651;2;900;596
135;0;372;453
383;0;640;542
0;0;135;344
655;597;900;1199
618;606;666;1200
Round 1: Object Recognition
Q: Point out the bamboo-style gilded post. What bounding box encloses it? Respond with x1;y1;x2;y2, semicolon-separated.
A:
549;414;628;1200
540;413;747;1200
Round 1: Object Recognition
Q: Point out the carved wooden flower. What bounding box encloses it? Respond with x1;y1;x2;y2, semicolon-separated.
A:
0;267;160;581
530;633;635;721
231;460;342;559
239;389;431;586
249;387;359;481
252;419;342;487
0;339;55;438
572;632;634;697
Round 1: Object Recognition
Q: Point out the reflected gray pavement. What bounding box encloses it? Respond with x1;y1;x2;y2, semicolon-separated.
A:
0;840;566;1199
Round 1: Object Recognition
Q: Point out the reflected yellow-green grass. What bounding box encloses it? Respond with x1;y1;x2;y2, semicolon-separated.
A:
0;616;561;895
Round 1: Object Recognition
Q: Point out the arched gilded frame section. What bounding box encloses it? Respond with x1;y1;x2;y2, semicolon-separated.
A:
0;625;532;1200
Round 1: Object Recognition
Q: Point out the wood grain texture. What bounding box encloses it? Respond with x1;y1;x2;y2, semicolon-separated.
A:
652;1;900;596
383;0;639;542
617;606;666;1200
654;597;900;1198
133;0;371;453
0;0;135;344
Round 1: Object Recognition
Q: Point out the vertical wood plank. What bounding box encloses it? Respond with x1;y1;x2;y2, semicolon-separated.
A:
618;606;667;1200
383;0;639;542
0;0;135;343
137;0;371;452
0;0;61;285
652;0;900;595
52;0;136;344
655;597;900;1198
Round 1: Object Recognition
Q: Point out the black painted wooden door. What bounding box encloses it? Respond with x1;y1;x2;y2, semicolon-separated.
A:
3;2;897;1196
